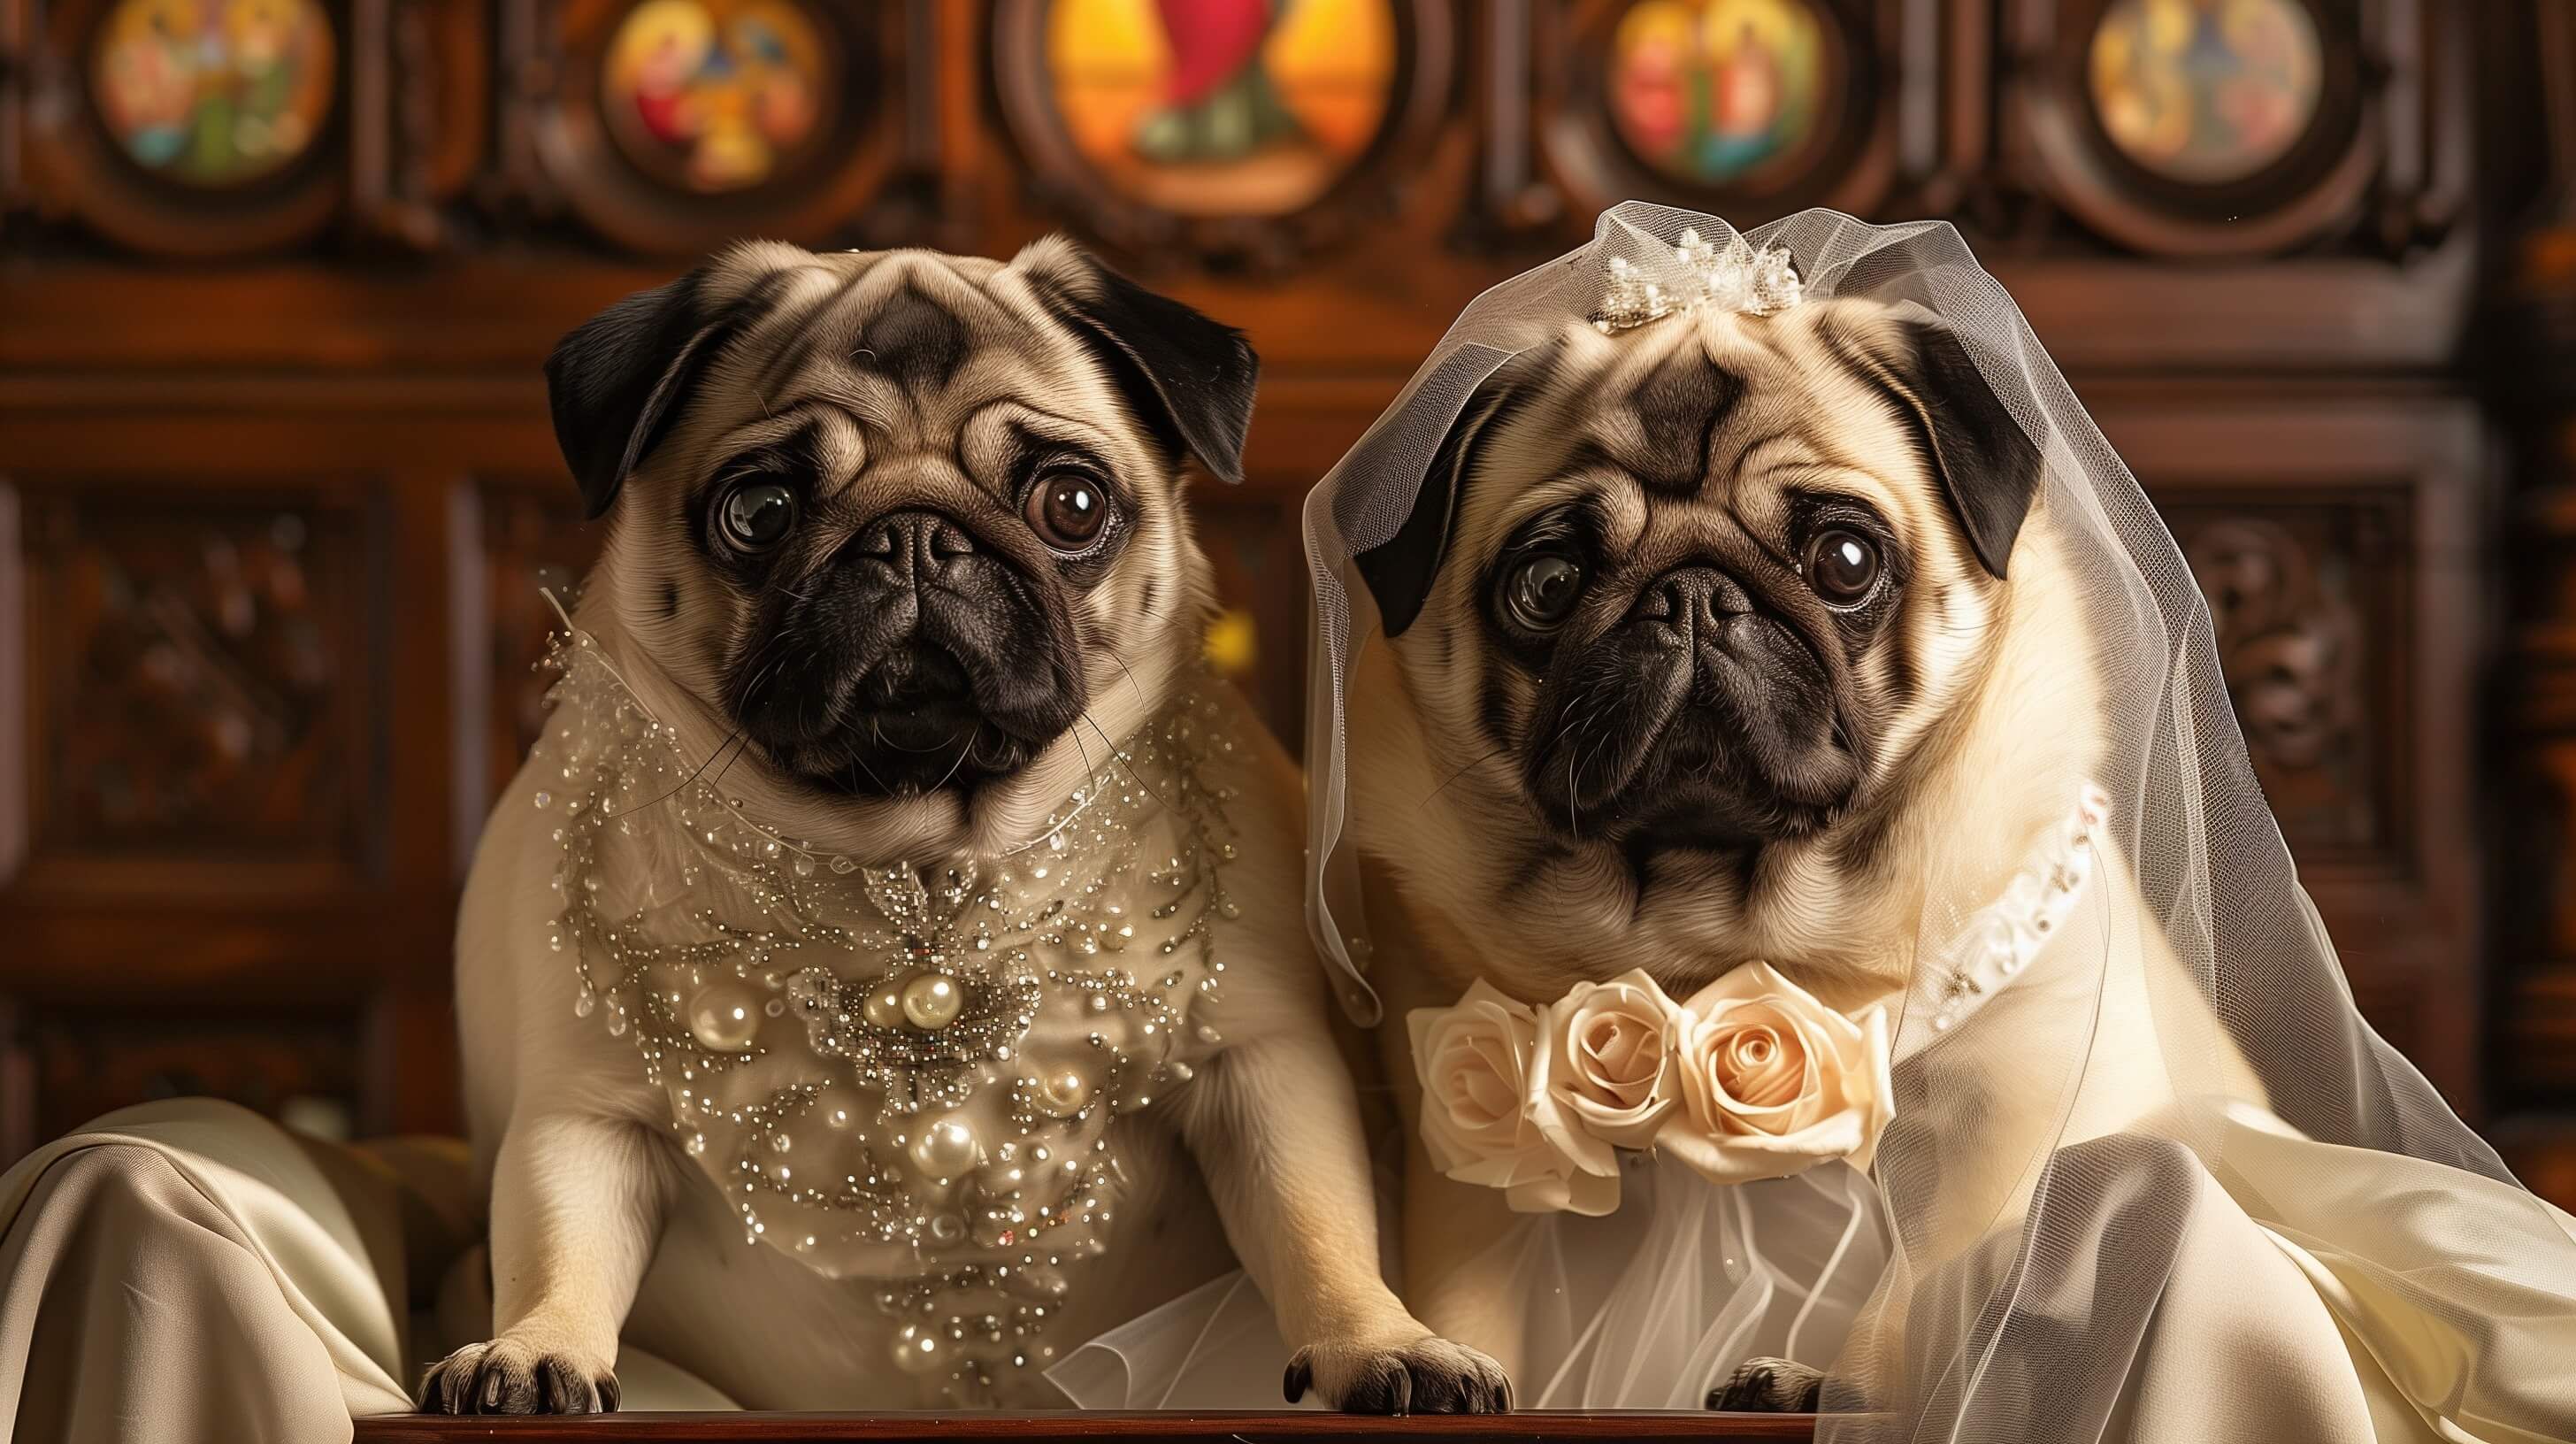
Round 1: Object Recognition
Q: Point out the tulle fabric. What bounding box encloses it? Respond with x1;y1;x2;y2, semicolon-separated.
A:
1490;1159;1886;1409
1300;204;2576;1439
1052;1156;1886;1411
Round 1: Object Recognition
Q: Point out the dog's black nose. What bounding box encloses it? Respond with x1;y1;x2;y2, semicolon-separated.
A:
1634;565;1754;634
853;510;976;579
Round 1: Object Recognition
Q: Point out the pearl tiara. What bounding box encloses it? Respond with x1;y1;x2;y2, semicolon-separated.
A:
1590;227;1804;334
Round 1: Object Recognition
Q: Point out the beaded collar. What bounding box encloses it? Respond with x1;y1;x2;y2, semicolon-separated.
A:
530;611;1240;1403
1913;784;2112;1041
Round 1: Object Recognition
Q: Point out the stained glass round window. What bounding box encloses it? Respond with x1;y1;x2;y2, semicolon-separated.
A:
1605;0;1832;189
91;0;335;188
2089;0;2322;186
1042;0;1399;218
602;0;829;195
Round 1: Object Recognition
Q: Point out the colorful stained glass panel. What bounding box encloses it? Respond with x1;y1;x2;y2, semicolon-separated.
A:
602;0;829;195
91;0;335;188
2090;0;2323;185
1043;0;1399;218
1606;0;1830;189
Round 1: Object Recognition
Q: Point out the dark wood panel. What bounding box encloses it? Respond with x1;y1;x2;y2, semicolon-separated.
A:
0;1004;364;1160
2168;500;2397;856
0;0;2524;1209
0;248;2480;380
465;481;605;823
1190;491;1305;754
2104;399;2484;1109
10;480;382;889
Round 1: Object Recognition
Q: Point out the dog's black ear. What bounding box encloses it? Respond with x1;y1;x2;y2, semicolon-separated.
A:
1353;345;1552;638
1872;319;2043;580
547;264;795;519
1016;237;1259;486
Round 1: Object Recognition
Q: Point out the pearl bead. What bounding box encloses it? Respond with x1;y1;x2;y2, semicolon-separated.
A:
862;979;909;1030
901;974;963;1030
1035;1068;1092;1118
908;1116;983;1179
687;983;762;1052
893;1325;945;1375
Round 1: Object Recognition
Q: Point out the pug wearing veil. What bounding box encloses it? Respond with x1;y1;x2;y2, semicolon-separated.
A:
1322;211;2576;1441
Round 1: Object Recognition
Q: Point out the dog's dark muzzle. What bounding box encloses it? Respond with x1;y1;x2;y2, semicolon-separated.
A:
1524;560;1854;847
733;508;1087;798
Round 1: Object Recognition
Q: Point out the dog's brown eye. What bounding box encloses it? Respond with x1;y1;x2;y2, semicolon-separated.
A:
721;481;797;551
1026;472;1108;553
1805;528;1882;605
1504;554;1585;630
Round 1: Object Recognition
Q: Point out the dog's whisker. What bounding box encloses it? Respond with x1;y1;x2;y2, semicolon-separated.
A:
625;727;748;818
1417;744;1509;811
928;732;976;795
1103;641;1150;708
1080;710;1179;814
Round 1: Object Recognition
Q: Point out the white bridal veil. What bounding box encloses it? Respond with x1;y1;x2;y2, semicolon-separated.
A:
1300;204;2576;1440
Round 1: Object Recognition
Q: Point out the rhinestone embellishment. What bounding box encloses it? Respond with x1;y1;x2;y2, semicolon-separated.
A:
1591;227;1804;334
531;612;1240;1403
1925;784;2111;1035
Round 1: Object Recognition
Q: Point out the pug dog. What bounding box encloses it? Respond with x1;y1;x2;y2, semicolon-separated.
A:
1340;296;2266;1411
426;240;1507;1415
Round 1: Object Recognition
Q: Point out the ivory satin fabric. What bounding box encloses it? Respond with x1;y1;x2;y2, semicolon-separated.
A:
0;1098;2566;1438
0;1100;735;1441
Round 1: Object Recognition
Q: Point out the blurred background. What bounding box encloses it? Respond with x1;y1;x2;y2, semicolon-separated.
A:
0;0;2572;1206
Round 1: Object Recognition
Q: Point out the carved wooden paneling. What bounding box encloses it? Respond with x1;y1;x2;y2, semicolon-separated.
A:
349;0;493;250
475;482;602;803
1189;489;1305;755
1997;0;2460;259
2104;399;2480;1107
0;1003;364;1158
0;0;2526;1187
2170;504;2390;854
2484;4;2576;1205
15;483;379;884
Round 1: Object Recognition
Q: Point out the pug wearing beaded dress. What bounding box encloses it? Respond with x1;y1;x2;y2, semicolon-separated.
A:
424;241;1508;1415
1339;293;2270;1412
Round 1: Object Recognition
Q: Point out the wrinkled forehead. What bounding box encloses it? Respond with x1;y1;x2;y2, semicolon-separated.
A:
667;245;1125;475
1467;303;1924;544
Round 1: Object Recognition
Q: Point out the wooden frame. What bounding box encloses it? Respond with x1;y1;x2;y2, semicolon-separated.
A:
1525;0;1909;233
2094;395;2485;1109
346;0;491;250
18;0;352;255
505;0;901;256
2003;0;2381;258
988;0;1458;267
4;472;388;899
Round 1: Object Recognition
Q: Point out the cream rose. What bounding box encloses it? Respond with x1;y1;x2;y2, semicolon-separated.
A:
1409;980;1618;1216
1658;962;1895;1186
1536;969;1682;1153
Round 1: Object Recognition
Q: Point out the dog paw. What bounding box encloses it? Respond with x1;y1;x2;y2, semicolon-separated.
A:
1706;1356;1822;1413
1283;1333;1512;1414
417;1337;620;1415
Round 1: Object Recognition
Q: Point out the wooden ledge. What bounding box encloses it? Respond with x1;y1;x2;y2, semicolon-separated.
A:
354;1411;1817;1441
